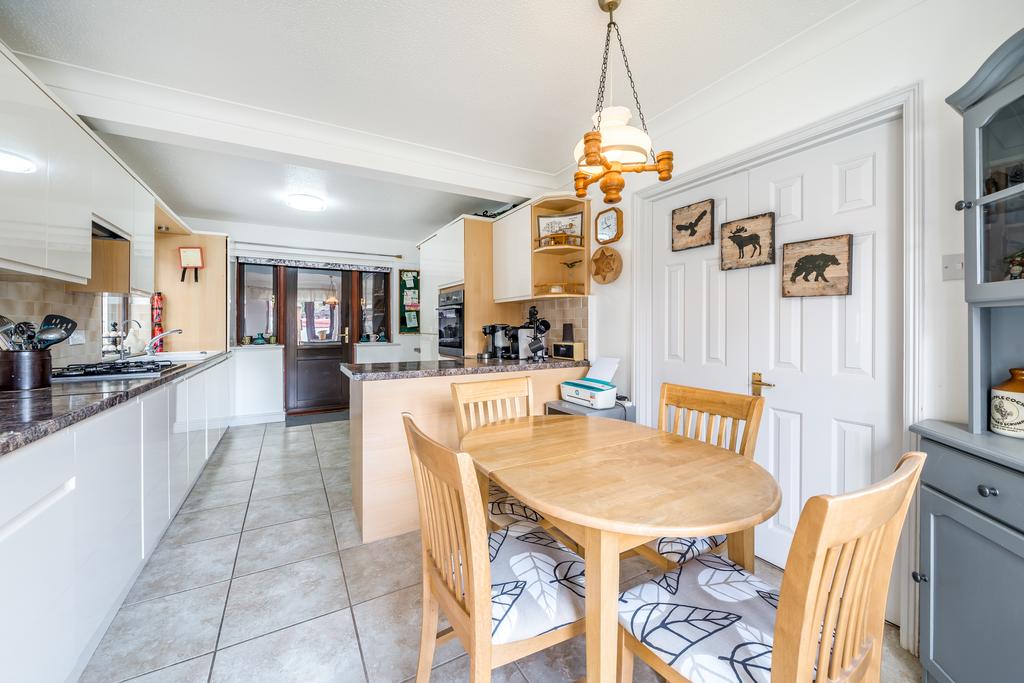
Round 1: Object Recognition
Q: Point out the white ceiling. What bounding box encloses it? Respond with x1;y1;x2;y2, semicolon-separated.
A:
100;133;509;240
0;0;860;173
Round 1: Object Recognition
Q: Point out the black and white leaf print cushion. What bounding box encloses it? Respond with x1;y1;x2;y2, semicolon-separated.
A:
651;535;728;566
489;521;585;645
489;482;542;525
619;553;778;682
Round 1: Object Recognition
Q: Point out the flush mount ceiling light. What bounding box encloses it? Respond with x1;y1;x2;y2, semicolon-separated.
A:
285;193;326;212
0;149;37;174
573;0;673;204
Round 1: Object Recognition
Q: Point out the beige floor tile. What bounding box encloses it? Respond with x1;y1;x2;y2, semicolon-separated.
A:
210;610;365;683
317;449;351;469
206;448;261;466
353;584;464;682
332;508;362;550
515;634;661;683
414;655;526;683
327;482;355;511
196;460;258;487
126;534;239;604
254;452;320;477
341;531;422;604
162;503;247;545
125;654;213;682
249;469;324;500
321;464;351;488
234;515;336;576
80;582;228;682
244;488;330;530
219;554;349;648
180;480;253;514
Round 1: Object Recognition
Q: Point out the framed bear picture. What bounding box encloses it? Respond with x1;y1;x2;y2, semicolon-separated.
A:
781;234;852;297
671;198;715;251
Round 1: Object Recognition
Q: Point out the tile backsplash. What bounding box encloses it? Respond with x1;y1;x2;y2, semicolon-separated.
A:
521;297;588;347
0;272;102;366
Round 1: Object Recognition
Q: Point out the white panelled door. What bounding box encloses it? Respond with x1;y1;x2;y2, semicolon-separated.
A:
651;120;902;570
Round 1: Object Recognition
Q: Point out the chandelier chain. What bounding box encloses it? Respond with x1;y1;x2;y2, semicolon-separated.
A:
592;17;655;162
593;19;614;131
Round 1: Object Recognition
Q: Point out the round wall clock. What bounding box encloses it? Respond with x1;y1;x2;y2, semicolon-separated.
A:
595;207;623;245
591;246;623;284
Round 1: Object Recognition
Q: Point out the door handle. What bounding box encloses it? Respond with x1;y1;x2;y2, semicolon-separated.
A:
911;571;929;584
341;326;350;343
751;372;775;397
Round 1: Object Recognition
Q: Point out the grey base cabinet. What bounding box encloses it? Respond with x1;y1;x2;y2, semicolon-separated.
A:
919;487;1024;682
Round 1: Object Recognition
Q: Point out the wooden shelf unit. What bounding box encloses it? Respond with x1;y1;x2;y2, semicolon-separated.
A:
531;196;591;298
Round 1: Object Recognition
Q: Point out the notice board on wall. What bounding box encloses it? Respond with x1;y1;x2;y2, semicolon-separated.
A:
398;269;420;334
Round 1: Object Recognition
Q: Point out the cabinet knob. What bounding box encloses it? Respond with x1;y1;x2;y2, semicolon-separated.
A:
977;484;999;498
954;200;973;211
911;571;929;584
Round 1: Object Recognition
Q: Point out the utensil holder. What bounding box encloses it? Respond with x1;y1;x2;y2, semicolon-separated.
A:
0;350;52;391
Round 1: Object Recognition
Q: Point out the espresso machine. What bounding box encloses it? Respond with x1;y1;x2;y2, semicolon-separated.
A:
481;324;513;359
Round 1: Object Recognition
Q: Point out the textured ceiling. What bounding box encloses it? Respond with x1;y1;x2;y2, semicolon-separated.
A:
0;0;860;174
101;133;507;240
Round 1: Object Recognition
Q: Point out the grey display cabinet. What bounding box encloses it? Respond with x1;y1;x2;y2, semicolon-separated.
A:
910;29;1024;682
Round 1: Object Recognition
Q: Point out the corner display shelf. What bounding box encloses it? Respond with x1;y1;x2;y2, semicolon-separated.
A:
531;196;591;298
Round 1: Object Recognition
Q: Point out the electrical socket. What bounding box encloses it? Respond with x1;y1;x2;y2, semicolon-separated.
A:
942;253;964;281
68;330;86;346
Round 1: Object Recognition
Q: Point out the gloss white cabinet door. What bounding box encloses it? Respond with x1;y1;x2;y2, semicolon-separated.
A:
492;205;532;301
73;399;144;652
44;103;93;280
205;359;230;451
169;378;190;510
131;181;155;294
187;371;208;484
141;385;170;555
91;145;134;235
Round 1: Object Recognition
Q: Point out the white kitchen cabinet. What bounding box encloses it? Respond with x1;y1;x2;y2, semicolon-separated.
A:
73;399;144;651
141;386;170;554
131;181;155;294
492;204;533;302
187;371;208;483
44;102;94;280
0;431;79;683
169;378;190;510
418;218;466;340
91;146;134;236
205;358;229;454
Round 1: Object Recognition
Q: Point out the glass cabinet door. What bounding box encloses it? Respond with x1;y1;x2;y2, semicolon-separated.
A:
965;78;1024;302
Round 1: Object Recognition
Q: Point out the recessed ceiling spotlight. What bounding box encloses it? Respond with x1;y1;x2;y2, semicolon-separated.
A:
285;193;326;212
0;149;37;174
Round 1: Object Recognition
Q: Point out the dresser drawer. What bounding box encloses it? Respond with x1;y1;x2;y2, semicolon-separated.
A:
921;437;1024;532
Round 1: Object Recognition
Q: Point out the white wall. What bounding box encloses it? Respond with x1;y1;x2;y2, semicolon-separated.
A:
185;216;423;362
586;0;1024;423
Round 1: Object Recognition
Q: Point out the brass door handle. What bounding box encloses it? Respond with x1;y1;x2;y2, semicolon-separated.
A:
341;326;350;343
751;372;775;397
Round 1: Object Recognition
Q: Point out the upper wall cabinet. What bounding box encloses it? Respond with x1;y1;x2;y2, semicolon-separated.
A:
492;205;532;302
131;181;155;294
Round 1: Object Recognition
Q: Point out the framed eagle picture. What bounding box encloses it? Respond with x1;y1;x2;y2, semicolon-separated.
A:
671;199;714;251
781;234;853;297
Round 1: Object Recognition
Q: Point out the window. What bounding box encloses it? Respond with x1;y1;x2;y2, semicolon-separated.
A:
295;269;346;344
358;271;390;342
237;264;278;344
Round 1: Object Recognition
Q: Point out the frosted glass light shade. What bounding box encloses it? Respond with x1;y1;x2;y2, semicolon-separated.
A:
573;106;652;175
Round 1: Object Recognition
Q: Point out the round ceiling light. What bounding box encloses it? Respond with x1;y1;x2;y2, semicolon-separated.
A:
0;149;38;174
285;193;326;212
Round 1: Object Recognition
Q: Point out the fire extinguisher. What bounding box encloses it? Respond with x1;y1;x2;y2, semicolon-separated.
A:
151;291;165;352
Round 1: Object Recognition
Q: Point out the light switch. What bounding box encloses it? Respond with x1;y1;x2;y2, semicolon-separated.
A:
68;330;86;345
942;253;964;281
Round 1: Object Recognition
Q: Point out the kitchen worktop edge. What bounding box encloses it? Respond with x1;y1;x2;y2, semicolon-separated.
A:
340;357;590;381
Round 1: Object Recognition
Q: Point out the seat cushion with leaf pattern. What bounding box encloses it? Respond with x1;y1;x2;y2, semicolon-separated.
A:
618;552;779;682
489;482;543;527
489;520;585;645
650;534;728;565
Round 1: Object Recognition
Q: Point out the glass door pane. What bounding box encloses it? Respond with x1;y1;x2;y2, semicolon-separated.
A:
982;192;1024;282
359;272;388;342
295;269;347;344
240;264;275;340
982;92;1024;196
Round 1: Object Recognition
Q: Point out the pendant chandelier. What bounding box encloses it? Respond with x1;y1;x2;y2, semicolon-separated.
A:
574;0;673;204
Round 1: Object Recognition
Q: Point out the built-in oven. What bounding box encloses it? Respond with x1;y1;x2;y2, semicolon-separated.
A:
437;288;464;358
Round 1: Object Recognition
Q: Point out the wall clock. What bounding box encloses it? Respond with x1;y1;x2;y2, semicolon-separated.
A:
595;207;623;245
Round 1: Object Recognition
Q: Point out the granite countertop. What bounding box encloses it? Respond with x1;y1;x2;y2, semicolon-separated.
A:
0;352;232;457
911;419;1024;474
340;357;590;381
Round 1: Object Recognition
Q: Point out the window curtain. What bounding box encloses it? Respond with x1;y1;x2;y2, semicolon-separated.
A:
303;301;316;341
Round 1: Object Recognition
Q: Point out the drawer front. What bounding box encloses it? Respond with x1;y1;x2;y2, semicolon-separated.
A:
921;437;1024;531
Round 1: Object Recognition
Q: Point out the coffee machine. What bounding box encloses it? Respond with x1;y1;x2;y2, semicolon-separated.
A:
481;324;513;359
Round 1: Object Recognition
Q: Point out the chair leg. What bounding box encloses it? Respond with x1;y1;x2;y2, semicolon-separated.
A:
417;584;439;682
468;651;492;683
617;627;634;682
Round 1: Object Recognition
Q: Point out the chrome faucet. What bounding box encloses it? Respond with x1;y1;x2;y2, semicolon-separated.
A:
145;328;183;356
118;319;142;361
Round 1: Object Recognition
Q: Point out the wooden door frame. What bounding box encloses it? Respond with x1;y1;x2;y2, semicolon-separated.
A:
630;83;925;652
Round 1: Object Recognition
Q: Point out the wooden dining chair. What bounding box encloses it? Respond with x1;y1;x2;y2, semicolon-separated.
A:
402;413;586;682
636;382;766;571
451;377;545;529
617;451;926;683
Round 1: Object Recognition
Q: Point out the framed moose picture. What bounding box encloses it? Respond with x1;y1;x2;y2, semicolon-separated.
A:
671;199;714;251
781;234;853;297
720;212;775;270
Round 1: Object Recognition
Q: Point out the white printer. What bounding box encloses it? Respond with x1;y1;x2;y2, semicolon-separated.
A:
559;357;619;410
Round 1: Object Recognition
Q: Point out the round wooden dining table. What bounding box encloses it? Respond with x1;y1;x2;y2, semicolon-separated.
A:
461;414;782;683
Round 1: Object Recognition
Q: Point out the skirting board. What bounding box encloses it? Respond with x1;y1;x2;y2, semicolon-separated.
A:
229;412;286;427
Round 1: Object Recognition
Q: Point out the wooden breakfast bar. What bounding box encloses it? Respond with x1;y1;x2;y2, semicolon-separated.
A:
341;358;588;543
462;415;783;683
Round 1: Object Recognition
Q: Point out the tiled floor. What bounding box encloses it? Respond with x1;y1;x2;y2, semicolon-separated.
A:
81;421;922;682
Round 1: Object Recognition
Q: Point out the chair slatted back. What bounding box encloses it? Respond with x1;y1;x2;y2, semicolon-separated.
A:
402;413;491;630
657;383;764;457
772;452;926;683
452;377;534;439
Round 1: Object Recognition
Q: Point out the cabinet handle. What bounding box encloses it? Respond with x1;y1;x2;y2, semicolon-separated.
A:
954;200;973;211
911;571;929;584
977;484;999;498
